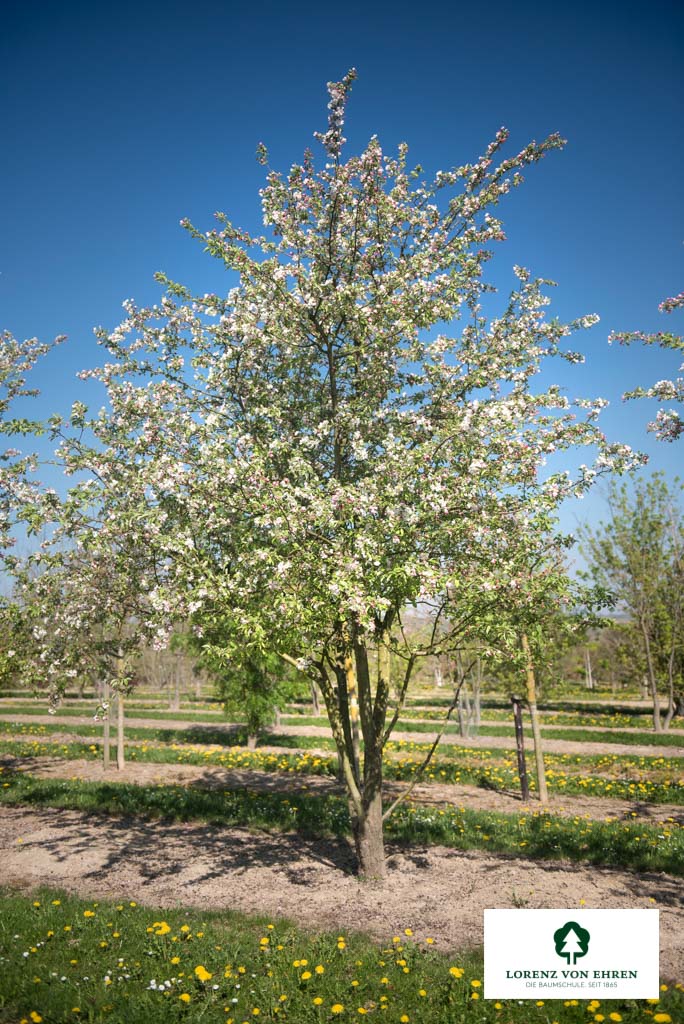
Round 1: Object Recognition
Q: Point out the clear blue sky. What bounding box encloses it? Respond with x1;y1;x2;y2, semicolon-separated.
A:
2;0;683;556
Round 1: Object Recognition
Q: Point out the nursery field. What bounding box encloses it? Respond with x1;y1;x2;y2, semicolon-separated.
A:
1;693;683;1024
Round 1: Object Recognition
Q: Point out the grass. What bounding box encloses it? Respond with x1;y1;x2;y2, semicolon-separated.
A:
1;767;682;875
0;704;224;723
1;886;681;1024
281;715;684;748
2;735;684;804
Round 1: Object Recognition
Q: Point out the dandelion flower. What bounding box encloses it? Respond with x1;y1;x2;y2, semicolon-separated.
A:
179;993;191;1003
331;1005;344;1015
194;965;212;982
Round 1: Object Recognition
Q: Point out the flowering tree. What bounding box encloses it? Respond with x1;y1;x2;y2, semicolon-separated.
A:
10;392;159;768
611;291;684;441
0;331;63;558
72;70;640;876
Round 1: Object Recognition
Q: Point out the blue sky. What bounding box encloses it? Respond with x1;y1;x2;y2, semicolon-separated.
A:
1;0;683;557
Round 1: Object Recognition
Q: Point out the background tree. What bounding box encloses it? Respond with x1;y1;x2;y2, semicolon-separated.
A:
581;473;684;731
190;629;307;748
65;71;641;877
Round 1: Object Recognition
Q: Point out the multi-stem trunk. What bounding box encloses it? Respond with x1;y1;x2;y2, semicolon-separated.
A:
522;633;548;805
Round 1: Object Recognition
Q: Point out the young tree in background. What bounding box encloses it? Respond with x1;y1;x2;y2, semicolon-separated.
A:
581;473;683;731
189;629;306;749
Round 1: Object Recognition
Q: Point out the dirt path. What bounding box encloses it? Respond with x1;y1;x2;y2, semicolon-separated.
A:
2;713;684;758
4;753;683;826
0;803;681;979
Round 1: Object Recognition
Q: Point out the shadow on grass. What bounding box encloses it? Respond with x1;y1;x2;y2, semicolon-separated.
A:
2;764;683;881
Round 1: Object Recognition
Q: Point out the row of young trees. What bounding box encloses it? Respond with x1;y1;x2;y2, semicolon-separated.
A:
1;71;681;876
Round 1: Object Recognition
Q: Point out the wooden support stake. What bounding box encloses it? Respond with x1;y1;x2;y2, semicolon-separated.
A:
510;694;530;801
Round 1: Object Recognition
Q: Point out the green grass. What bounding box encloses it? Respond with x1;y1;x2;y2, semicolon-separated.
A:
1;886;681;1024
0;718;246;747
281;715;684;748
0;704;224;723
3;735;684;804
1;768;682;875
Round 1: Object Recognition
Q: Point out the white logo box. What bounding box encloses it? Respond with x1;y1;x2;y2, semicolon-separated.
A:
484;909;659;999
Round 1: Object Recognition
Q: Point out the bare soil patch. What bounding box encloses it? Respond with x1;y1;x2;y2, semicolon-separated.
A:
0;803;681;979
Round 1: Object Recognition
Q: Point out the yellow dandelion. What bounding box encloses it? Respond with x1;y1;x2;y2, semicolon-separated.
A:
315;965;325;974
653;1016;672;1024
331;1005;344;1015
194;965;212;982
179;993;191;1004
313;997;323;1006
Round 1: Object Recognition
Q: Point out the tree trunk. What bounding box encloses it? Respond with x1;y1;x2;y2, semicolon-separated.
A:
344;652;361;782
640;624;662;732
353;785;386;880
457;693;466;737
584;648;594;690
116;692;125;771
522;633;548;805
103;680;110;771
473;660;482;728
247;732;258;751
310;681;320;716
663;638;679;729
510;695;530;801
274;706;282;728
170;659;181;711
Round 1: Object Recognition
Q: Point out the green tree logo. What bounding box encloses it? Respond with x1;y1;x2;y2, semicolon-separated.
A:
554;921;590;965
